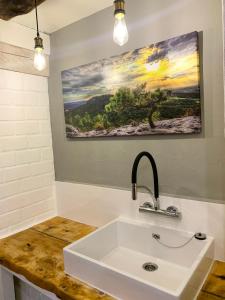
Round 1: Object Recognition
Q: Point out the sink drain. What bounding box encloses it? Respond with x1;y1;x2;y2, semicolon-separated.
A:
142;262;158;272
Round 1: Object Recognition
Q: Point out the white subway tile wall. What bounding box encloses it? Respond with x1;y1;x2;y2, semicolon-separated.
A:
0;69;56;237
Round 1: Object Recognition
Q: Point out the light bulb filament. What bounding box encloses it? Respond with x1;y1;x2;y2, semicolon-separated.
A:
34;46;46;71
113;12;129;46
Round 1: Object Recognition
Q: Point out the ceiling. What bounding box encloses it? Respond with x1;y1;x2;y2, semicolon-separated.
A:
12;0;113;34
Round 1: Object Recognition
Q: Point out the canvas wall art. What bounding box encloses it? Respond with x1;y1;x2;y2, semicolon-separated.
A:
62;31;201;138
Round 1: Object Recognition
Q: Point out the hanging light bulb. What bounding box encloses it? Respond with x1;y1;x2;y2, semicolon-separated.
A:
34;0;46;71
113;0;129;46
34;36;46;71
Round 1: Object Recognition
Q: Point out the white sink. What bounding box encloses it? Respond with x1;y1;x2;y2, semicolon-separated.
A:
64;218;214;300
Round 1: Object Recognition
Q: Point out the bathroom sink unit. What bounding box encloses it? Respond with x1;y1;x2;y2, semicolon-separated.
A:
64;219;214;300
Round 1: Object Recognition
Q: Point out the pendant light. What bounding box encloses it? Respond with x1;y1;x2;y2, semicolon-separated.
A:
113;0;129;46
34;0;46;71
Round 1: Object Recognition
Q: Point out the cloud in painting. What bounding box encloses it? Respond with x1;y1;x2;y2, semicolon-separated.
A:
147;49;168;64
62;31;199;104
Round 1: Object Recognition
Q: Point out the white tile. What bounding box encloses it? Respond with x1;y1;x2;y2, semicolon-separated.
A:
0;70;54;235
38;92;50;106
15;149;41;165
0;181;21;200
13;91;39;106
28;135;51;149
30;161;53;176
23;74;48;92
0;136;28;151
0;69;23;90
39;121;52;134
0;89;20;105
0;187;53;215
0;152;15;167
15;121;40;135
3;165;31;182
0;122;15;136
20;173;54;193
21;199;53;220
0;106;25;121
41;148;54;161
0;210;21;230
25;106;49;120
0;169;3;183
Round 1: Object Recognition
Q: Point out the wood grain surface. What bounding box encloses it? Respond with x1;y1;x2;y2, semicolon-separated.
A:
0;217;113;300
198;260;225;299
0;216;224;300
0;0;46;20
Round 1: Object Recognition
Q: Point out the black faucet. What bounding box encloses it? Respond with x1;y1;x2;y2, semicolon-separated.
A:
131;151;159;209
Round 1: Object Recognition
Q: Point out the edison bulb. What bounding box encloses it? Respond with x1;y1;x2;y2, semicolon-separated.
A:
34;47;46;71
113;13;128;46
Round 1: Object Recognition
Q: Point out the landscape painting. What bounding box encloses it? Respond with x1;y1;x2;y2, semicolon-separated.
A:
62;31;201;138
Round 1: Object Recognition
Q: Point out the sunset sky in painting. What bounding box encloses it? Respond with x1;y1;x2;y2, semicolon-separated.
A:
62;32;200;104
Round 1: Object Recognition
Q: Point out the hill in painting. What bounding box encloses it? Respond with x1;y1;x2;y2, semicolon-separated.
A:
71;94;112;116
171;86;200;98
64;100;87;111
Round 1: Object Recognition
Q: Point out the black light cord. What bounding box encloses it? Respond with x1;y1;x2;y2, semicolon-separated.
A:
35;0;40;37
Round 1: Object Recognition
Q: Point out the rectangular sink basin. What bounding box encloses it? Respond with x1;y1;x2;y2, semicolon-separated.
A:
64;218;214;300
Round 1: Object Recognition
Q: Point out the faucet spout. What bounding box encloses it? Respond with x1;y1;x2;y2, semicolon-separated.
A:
132;183;137;200
131;151;159;209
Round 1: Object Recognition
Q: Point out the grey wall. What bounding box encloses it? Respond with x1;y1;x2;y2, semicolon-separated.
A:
49;0;225;203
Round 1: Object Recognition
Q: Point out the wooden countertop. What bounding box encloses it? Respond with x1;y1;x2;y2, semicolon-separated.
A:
0;216;224;300
0;217;114;300
197;260;225;300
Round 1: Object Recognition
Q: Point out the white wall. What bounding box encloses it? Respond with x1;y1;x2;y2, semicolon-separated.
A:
49;0;225;203
0;22;55;237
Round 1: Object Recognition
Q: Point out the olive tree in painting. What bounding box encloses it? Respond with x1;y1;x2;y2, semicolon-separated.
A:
62;31;201;138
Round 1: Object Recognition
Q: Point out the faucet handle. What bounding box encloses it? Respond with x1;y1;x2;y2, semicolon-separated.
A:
142;202;154;209
166;206;181;217
166;206;178;213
